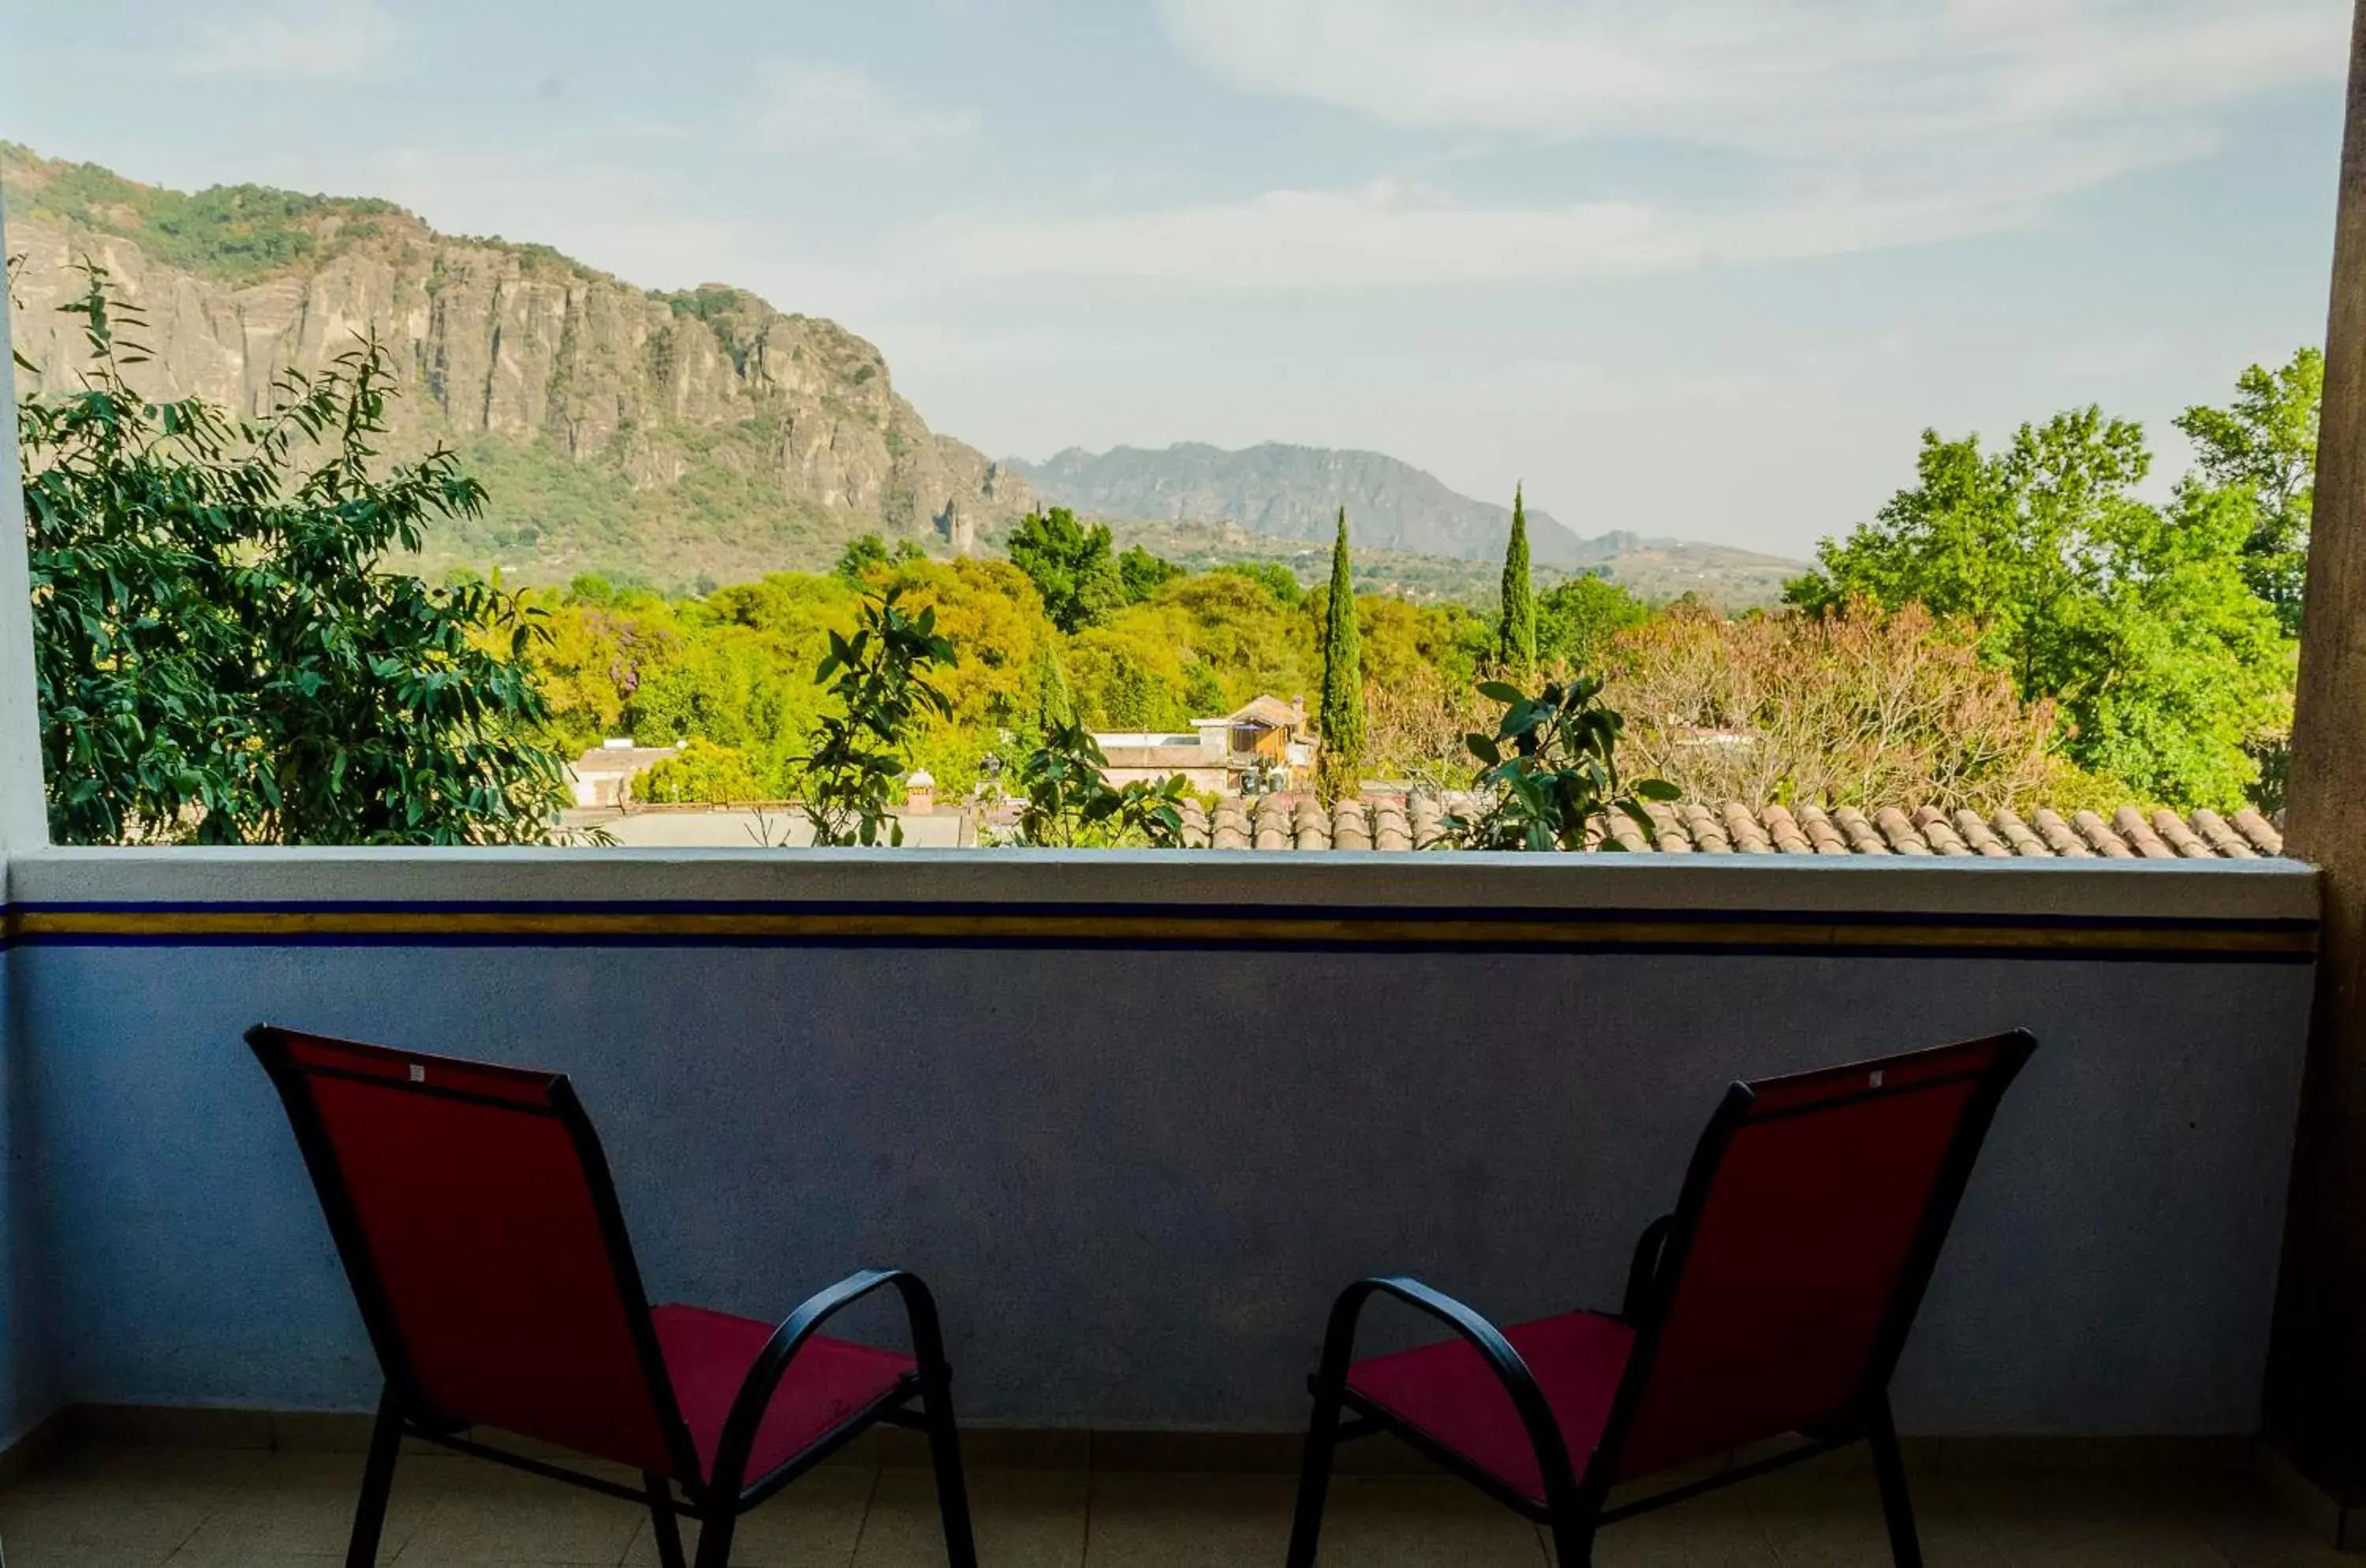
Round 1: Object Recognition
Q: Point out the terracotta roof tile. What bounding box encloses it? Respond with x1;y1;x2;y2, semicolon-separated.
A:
1682;802;1733;853
1724;801;1774;853
2234;808;2284;855
1874;806;1930;855
1153;795;2289;859
2191;809;2256;859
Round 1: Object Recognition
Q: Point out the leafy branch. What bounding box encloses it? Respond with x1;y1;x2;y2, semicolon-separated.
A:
1009;720;1186;849
800;585;955;846
1443;676;1677;851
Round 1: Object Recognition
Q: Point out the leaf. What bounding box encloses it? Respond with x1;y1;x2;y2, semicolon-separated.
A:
1476;681;1525;704
1633;778;1681;801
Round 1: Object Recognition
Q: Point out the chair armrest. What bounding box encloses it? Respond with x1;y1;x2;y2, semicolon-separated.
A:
1621;1214;1675;1323
705;1267;951;1503
1313;1275;1584;1509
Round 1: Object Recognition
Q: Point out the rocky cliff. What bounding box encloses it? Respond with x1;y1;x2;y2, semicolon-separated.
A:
2;147;1031;588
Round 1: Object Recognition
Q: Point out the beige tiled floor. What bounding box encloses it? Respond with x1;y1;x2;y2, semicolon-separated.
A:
0;1439;2346;1567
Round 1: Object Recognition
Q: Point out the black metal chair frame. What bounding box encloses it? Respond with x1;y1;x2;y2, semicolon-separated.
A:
249;1025;977;1568
1286;1030;2036;1568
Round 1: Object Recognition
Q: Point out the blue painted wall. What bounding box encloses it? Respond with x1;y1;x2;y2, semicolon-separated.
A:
9;934;2312;1434
0;927;60;1450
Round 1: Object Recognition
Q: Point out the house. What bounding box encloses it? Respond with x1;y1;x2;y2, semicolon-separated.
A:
566;738;685;808
1096;696;1320;793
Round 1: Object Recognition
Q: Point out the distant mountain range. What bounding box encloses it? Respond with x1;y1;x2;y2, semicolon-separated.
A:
1012;442;1805;604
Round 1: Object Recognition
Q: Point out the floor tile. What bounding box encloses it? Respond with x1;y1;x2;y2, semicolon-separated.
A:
170;1450;426;1562
853;1467;1086;1567
1575;1488;1778;1568
388;1458;652;1566
0;1445;267;1567
1744;1465;2000;1567
1941;1473;2230;1568
2164;1473;2351;1568
0;1439;2348;1568
1082;1473;1297;1568
618;1462;875;1568
1313;1474;1547;1567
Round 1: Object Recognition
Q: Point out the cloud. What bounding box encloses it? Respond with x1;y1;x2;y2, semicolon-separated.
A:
1154;0;2345;154
749;64;978;159
909;0;2338;294
905;132;2191;291
179;0;393;80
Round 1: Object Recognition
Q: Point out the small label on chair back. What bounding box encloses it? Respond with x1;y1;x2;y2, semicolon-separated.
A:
1869;1070;1884;1088
409;1064;425;1083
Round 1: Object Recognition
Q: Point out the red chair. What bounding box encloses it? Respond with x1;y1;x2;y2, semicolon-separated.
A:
248;1025;977;1568
1286;1030;2035;1568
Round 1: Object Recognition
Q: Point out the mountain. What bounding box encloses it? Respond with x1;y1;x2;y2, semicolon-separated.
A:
1013;442;1806;606
1010;442;1574;562
1;144;1033;590
1099;517;1805;608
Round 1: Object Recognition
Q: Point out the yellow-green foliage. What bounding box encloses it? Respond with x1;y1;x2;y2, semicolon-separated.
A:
528;551;1513;802
1070;573;1324;728
640;739;763;804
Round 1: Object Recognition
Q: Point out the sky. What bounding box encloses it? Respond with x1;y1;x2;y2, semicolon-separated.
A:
1;0;2352;558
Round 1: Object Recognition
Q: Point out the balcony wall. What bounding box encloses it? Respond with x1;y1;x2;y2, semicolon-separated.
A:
0;859;59;1453
0;847;2322;1439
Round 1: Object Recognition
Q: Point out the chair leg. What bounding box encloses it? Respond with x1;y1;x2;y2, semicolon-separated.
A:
1868;1398;1924;1568
345;1387;403;1568
1547;1512;1596;1566
921;1379;979;1568
690;1507;737;1568
643;1473;687;1568
1285;1382;1346;1568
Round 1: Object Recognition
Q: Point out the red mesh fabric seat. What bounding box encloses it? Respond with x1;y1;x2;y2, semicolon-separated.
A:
1346;1310;1634;1504
1289;1032;2036;1568
248;1025;976;1568
654;1305;916;1486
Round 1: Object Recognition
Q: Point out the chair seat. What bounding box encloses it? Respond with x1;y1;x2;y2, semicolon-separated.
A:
1346;1309;1635;1505
654;1304;916;1487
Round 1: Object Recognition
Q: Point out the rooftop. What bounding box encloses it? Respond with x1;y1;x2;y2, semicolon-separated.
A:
1178;797;2287;857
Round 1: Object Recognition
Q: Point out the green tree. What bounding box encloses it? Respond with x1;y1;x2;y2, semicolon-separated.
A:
800;585;955;846
1496;484;1536;674
1034;637;1077;734
2176;347;2321;633
834;531;924;584
1789;407;2291;808
638;739;763;804
1536;574;1649;671
1008;507;1125;633
1117;544;1185;604
1316;507;1366;800
1211;561;1304;607
22;269;569;845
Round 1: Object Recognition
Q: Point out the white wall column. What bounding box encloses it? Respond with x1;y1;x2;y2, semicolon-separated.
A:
0;194;47;853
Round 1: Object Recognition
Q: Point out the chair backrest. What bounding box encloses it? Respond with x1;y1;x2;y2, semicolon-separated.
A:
1599;1030;2034;1482
248;1025;695;1480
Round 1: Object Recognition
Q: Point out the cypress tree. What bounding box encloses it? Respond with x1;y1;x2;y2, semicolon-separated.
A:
1034;638;1077;735
1317;506;1366;801
1497;483;1536;675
